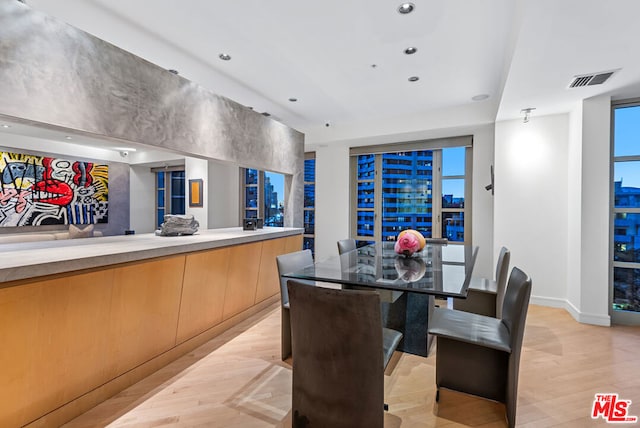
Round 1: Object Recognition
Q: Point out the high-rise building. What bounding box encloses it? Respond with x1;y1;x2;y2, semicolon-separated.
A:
263;176;283;226
380;151;434;240
613;180;640;311
357;151;438;240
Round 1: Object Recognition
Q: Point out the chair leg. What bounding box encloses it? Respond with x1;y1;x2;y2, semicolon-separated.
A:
435;388;440;402
506;360;519;428
281;308;291;360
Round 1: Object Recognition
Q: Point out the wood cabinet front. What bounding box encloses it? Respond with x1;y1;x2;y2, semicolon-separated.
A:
0;234;302;428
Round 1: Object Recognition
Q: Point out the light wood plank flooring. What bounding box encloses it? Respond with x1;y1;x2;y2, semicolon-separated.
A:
63;304;640;427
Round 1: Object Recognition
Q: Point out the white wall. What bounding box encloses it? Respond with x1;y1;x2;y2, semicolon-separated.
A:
470;124;496;279
566;104;583;310
208;160;240;228
185;157;209;229
129;164;156;233
312;125;495;279
494;114;569;305
518;97;611;327
576;95;611;325
315;145;350;261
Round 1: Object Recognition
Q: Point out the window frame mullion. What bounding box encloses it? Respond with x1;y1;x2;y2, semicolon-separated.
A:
374;154;382;242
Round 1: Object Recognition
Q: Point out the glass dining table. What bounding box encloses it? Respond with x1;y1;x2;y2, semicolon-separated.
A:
282;241;479;357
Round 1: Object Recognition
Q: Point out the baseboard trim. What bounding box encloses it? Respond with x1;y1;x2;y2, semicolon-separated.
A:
530;295;566;309
531;295;610;327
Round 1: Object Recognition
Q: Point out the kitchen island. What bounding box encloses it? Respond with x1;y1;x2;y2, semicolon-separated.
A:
0;227;302;427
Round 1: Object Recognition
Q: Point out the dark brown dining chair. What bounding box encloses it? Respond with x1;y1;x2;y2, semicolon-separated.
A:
287;280;402;428
453;246;510;317
425;237;449;244
428;267;532;428
337;238;356;255
336;238;357;290
276;250;314;361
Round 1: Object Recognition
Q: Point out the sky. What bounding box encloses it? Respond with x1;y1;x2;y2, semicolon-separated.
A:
614;105;640;188
442;147;465;198
265;171;284;204
615;105;640;157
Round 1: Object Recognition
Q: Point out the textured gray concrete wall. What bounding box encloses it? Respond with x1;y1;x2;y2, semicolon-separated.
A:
0;1;303;227
104;162;130;236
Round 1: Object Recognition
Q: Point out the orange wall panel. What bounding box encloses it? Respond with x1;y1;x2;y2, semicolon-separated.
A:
222;241;263;320
255;238;287;304
106;256;186;377
177;247;230;343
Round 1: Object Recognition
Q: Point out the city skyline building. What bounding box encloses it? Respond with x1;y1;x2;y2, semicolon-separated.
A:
613;179;640;311
356;150;465;243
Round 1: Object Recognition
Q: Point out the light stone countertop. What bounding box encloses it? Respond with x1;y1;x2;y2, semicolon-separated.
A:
0;227;303;285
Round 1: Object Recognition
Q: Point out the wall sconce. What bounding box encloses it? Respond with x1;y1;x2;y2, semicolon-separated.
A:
520;107;536;123
485;165;494;195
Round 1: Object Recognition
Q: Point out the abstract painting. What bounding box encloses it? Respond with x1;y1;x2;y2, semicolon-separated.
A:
0;151;108;226
189;178;203;207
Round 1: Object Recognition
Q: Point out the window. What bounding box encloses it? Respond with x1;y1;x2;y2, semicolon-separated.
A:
442;147;466;241
350;136;471;245
264;171;284;227
304;153;315;254
241;168;285;226
381;151;433;241
611;100;640;320
154;168;185;229
243;168;259;219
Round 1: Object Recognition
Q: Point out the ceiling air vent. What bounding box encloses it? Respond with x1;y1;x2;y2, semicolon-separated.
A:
568;69;619;88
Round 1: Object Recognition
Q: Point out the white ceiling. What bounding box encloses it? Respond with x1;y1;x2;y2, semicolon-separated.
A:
15;0;640;147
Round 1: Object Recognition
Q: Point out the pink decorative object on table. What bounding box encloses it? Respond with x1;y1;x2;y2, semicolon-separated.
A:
394;230;422;257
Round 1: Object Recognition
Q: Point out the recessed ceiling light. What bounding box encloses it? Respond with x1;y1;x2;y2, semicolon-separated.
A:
404;47;418;55
288;98;298;102
398;3;415;14
219;53;231;61
408;76;420;82
371;64;378;68
472;94;490;101
1;124;10;128
65;136;72;140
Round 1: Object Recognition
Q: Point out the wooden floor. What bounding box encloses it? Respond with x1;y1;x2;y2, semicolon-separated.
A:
63;304;640;427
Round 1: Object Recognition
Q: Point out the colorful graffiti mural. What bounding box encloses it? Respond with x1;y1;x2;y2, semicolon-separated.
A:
0;152;108;226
